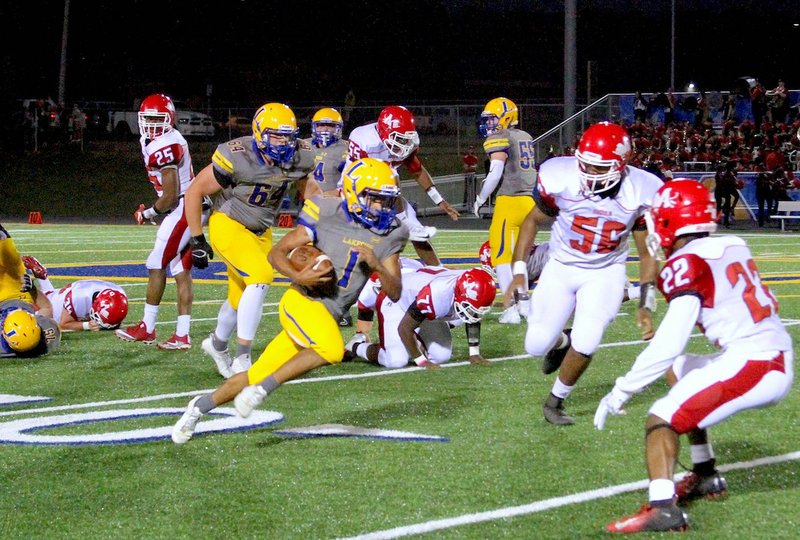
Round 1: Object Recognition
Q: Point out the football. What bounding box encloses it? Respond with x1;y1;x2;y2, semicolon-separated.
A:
287;245;337;298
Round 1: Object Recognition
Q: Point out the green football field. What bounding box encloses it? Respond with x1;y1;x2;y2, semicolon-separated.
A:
1;223;798;539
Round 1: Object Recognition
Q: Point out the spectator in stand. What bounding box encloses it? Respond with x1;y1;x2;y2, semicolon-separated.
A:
750;80;767;131
664;88;677;126
633;92;649;123
770;167;792;215
767;79;789;124
462;145;479;205
755;168;774;226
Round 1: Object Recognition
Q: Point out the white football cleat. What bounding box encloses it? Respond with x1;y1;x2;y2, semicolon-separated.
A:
498;307;521;325
234;385;268;418
408;225;437;242
230;353;252;375
202;334;233;379
172;396;203;444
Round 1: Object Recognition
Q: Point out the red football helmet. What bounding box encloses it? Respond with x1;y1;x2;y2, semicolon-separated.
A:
90;289;129;329
646;179;717;258
376;106;420;160
138;94;176;139
574;122;632;196
453;268;497;324
478;240;496;280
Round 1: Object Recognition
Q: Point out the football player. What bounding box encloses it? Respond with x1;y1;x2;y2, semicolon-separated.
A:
506;122;662;425
116;94;204;350
0;224;61;358
304;107;348;197
344;105;459;266
346;266;496;368
595;180;793;533
474;98;537;324
22;256;127;332
172;158;408;444
184;103;318;378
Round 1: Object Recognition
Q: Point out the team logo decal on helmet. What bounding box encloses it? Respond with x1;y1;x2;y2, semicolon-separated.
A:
252;103;300;165
2;309;41;353
478;240;497;280
453;268;497;324
90;289;129;330
138;94;176;139
342;158;400;233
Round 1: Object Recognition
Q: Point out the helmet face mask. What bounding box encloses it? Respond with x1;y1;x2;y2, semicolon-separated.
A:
342;158;400;233
646;179;718;259
311;107;343;148
377;106;419;160
575;122;631;196
138;94;176;139
252;103;299;165
90;289;129;330
479;97;518;137
453;268;497;324
2;309;41;353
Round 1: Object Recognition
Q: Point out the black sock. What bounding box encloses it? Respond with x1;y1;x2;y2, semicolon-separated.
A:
693;458;717;477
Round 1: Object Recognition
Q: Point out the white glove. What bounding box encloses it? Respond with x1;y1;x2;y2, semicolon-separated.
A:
473;195;486;218
593;386;631;430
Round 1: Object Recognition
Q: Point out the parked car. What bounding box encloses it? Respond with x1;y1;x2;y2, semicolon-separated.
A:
108;109;215;138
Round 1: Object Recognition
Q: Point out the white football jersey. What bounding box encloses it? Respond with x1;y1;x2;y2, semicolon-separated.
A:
345;123;399;170
398;267;464;323
139;129;194;196
537;157;662;268
46;280;125;323
357;257;424;312
659;235;791;353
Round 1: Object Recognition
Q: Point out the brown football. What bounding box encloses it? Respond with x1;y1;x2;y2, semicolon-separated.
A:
287;245;337;298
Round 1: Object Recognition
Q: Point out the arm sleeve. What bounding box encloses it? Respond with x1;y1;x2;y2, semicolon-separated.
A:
478;159;505;200
614;294;701;395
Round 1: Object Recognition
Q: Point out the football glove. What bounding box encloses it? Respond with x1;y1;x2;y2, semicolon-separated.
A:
190;234;213;269
473;195;486;218
134;204;146;225
20;274;35;293
593;386;631;431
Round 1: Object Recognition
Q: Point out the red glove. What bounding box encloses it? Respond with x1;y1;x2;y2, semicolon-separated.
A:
134;204;146;225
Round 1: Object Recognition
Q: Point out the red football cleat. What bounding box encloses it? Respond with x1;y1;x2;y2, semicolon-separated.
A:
675;471;728;504
115;321;156;344
157;333;191;351
607;504;688;534
21;256;48;279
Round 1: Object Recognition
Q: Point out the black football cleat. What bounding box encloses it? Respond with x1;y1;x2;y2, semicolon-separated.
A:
607;503;688;533
675;471;728;504
542;328;571;375
543;393;575;426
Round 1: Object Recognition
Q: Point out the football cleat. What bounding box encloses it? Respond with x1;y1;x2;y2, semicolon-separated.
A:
171;396;203;444
606;503;688;533
21;256;48;279
157;333;191;351
543;393;575;426
234;385;268;418
115;321;156;344
231;353;252;375
675;471;728;504
542;328;572;375
201;333;233;379
339;312;353;327
498;307;521;325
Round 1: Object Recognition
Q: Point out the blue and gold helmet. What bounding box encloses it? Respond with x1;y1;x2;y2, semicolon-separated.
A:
311;107;343;148
479;97;519;137
252;103;299;165
342;158;400;233
2;309;41;353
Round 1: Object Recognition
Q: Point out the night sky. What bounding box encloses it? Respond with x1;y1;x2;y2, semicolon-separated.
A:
5;1;799;108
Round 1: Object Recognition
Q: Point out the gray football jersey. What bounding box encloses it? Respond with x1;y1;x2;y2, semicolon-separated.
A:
211;137;316;234
303;138;348;193
483;127;537;196
297;196;408;320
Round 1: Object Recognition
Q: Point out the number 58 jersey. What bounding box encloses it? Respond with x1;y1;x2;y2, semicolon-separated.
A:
536;156;662;268
659;235;791;353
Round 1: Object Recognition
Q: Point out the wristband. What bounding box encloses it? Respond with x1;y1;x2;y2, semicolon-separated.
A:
413;354;428;366
83;322;91;330
426;186;444;205
469;346;480;356
142;206;158;219
512;260;528;276
639;281;656;311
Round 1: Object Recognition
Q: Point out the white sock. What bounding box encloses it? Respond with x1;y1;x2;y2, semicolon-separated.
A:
690;443;714;465
496;263;514;300
143;304;159;332
648;478;676;503
355;343;370;359
237;284;268;341
551;377;574;400
214;300;238;340
176;315;191;337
